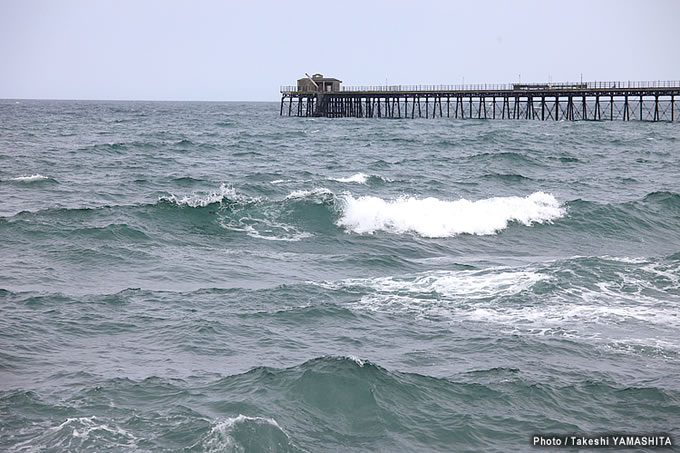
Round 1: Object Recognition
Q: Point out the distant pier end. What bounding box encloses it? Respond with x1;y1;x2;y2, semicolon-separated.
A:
280;76;680;121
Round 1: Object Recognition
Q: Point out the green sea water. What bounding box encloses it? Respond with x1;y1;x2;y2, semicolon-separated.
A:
1;100;679;452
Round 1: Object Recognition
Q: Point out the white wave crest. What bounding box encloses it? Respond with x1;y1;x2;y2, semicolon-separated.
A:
347;355;367;367
330;172;392;184
284;187;333;200
337;191;564;237
215;414;282;430
330;172;369;184
11;174;49;182
199;415;300;453
159;183;242;207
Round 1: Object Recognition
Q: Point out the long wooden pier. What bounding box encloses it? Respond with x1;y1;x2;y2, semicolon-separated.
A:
280;81;680;121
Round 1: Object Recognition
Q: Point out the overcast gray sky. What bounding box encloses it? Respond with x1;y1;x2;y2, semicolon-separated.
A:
1;0;678;101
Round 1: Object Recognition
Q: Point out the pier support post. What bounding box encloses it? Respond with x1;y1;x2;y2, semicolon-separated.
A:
654;95;659;121
640;95;643;121
555;96;559;121
567;96;574;120
525;96;531;119
672;95;675;122
582;95;587;120
541;96;545;120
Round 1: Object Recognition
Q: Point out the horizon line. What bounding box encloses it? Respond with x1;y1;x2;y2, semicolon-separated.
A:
0;97;281;103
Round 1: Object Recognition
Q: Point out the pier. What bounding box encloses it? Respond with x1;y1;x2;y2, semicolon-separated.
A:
280;75;680;121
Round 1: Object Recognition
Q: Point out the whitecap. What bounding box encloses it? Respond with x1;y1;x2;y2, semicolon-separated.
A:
159;183;248;207
329;172;392;184
330;172;369;184
197;415;303;453
11;174;49;182
284;187;333;200
347;355;367;367
337;191;564;237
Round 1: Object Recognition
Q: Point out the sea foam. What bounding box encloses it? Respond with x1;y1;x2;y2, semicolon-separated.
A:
337;191;564;237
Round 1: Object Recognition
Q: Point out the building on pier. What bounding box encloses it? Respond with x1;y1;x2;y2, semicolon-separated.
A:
297;74;342;93
280;77;680;122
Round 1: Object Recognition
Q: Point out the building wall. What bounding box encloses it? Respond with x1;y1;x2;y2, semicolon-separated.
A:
297;79;317;91
297;78;341;92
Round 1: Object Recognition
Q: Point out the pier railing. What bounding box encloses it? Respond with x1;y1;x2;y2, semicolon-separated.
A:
281;80;680;93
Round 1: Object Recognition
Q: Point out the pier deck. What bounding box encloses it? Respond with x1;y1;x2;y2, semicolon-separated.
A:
280;81;680;121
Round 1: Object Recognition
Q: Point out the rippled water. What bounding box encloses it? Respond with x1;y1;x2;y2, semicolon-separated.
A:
1;100;679;452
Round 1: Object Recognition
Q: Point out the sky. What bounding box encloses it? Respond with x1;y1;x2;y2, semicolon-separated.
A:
1;0;678;101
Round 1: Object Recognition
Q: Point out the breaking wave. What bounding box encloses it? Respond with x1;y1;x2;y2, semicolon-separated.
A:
336;191;564;237
8;186;680;245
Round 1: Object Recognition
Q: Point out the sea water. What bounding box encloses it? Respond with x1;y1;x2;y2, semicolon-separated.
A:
1;100;679;452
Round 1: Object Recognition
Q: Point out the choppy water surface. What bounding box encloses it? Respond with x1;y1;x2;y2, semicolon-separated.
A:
1;100;679;452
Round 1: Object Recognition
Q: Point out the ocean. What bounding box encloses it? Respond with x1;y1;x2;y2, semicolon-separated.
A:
1;100;679;452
